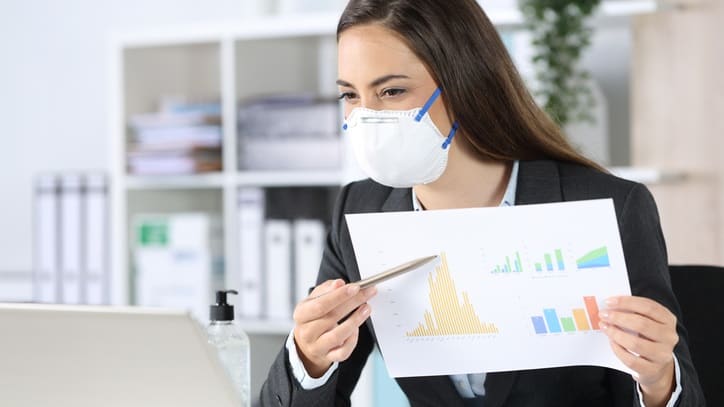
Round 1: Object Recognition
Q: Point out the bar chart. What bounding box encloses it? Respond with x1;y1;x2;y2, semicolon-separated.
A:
491;246;610;274
530;296;602;334
576;247;610;269
407;252;499;337
535;249;566;272
492;251;525;274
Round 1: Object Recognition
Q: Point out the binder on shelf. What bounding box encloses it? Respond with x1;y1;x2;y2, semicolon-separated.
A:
293;219;325;305
34;173;110;305
34;175;60;303
60;175;83;304
237;188;265;319
264;219;292;320
84;174;109;305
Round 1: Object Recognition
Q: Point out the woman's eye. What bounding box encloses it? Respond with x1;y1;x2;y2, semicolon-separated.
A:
381;88;406;98
338;92;358;101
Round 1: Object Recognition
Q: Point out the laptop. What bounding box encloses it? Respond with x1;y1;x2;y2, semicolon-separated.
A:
0;303;241;407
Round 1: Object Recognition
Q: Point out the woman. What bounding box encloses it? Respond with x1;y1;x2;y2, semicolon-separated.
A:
261;0;704;406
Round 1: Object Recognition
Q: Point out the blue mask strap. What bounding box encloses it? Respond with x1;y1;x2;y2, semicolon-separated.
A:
442;122;458;150
415;87;442;122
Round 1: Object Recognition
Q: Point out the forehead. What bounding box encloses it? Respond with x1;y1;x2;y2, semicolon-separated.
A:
337;24;427;80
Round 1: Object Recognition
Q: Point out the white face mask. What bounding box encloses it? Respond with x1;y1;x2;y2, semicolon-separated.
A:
343;88;459;188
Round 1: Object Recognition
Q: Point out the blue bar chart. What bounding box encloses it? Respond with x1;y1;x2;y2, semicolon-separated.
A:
530;296;601;335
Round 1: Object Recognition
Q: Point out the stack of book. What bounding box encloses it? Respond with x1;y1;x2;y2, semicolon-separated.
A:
128;101;223;175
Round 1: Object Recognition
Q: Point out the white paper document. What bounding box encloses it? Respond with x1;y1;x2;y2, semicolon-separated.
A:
346;199;632;378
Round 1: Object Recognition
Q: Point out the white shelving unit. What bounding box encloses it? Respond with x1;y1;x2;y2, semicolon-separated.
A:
108;16;346;398
109;13;343;311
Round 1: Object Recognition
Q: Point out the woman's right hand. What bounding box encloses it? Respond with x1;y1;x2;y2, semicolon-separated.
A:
292;279;377;378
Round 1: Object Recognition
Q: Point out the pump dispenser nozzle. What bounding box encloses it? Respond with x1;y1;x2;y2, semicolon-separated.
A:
210;289;238;321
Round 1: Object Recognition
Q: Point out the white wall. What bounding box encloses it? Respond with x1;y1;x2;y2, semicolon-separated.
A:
0;0;268;272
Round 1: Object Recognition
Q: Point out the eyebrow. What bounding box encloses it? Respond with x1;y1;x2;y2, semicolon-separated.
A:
336;74;411;89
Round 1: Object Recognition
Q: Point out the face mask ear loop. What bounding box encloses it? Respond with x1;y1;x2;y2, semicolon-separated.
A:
415;88;442;122
442;122;459;150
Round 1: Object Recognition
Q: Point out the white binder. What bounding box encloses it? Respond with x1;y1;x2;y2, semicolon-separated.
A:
34;175;59;303
264;219;292;320
293;219;325;305
237;188;265;319
84;174;108;305
60;174;83;304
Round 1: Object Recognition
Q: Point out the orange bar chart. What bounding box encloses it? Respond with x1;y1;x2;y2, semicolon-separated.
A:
584;296;601;329
572;308;591;331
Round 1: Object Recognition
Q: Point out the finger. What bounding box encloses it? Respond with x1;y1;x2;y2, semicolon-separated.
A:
291;328;325;364
601;321;672;364
294;317;334;347
308;279;344;297
327;329;359;362
295;287;376;344
327;286;377;323
294;282;361;324
317;303;371;353
608;337;659;380
605;296;676;325
599;308;663;342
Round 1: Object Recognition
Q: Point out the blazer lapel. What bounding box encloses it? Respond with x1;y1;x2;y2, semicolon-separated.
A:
381;187;414;212
396;375;472;407
515;160;563;205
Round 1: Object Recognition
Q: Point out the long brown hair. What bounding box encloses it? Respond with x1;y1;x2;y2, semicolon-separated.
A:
337;0;603;171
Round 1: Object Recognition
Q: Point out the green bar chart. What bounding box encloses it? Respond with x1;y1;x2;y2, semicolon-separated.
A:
493;246;610;274
576;247;610;269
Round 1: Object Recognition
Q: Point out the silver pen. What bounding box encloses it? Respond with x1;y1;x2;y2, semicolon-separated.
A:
307;255;439;300
353;254;439;289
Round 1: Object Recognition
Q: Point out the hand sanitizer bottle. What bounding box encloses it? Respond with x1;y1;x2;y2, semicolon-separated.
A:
207;289;250;406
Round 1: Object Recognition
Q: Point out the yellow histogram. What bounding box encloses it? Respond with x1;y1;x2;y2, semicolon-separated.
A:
406;253;499;336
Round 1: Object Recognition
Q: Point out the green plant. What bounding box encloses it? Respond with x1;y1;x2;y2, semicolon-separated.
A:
519;0;601;126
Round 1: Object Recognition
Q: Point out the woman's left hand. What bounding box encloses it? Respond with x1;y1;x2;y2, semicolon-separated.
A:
600;296;678;406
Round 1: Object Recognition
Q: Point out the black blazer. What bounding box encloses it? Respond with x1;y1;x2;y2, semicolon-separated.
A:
260;160;705;407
